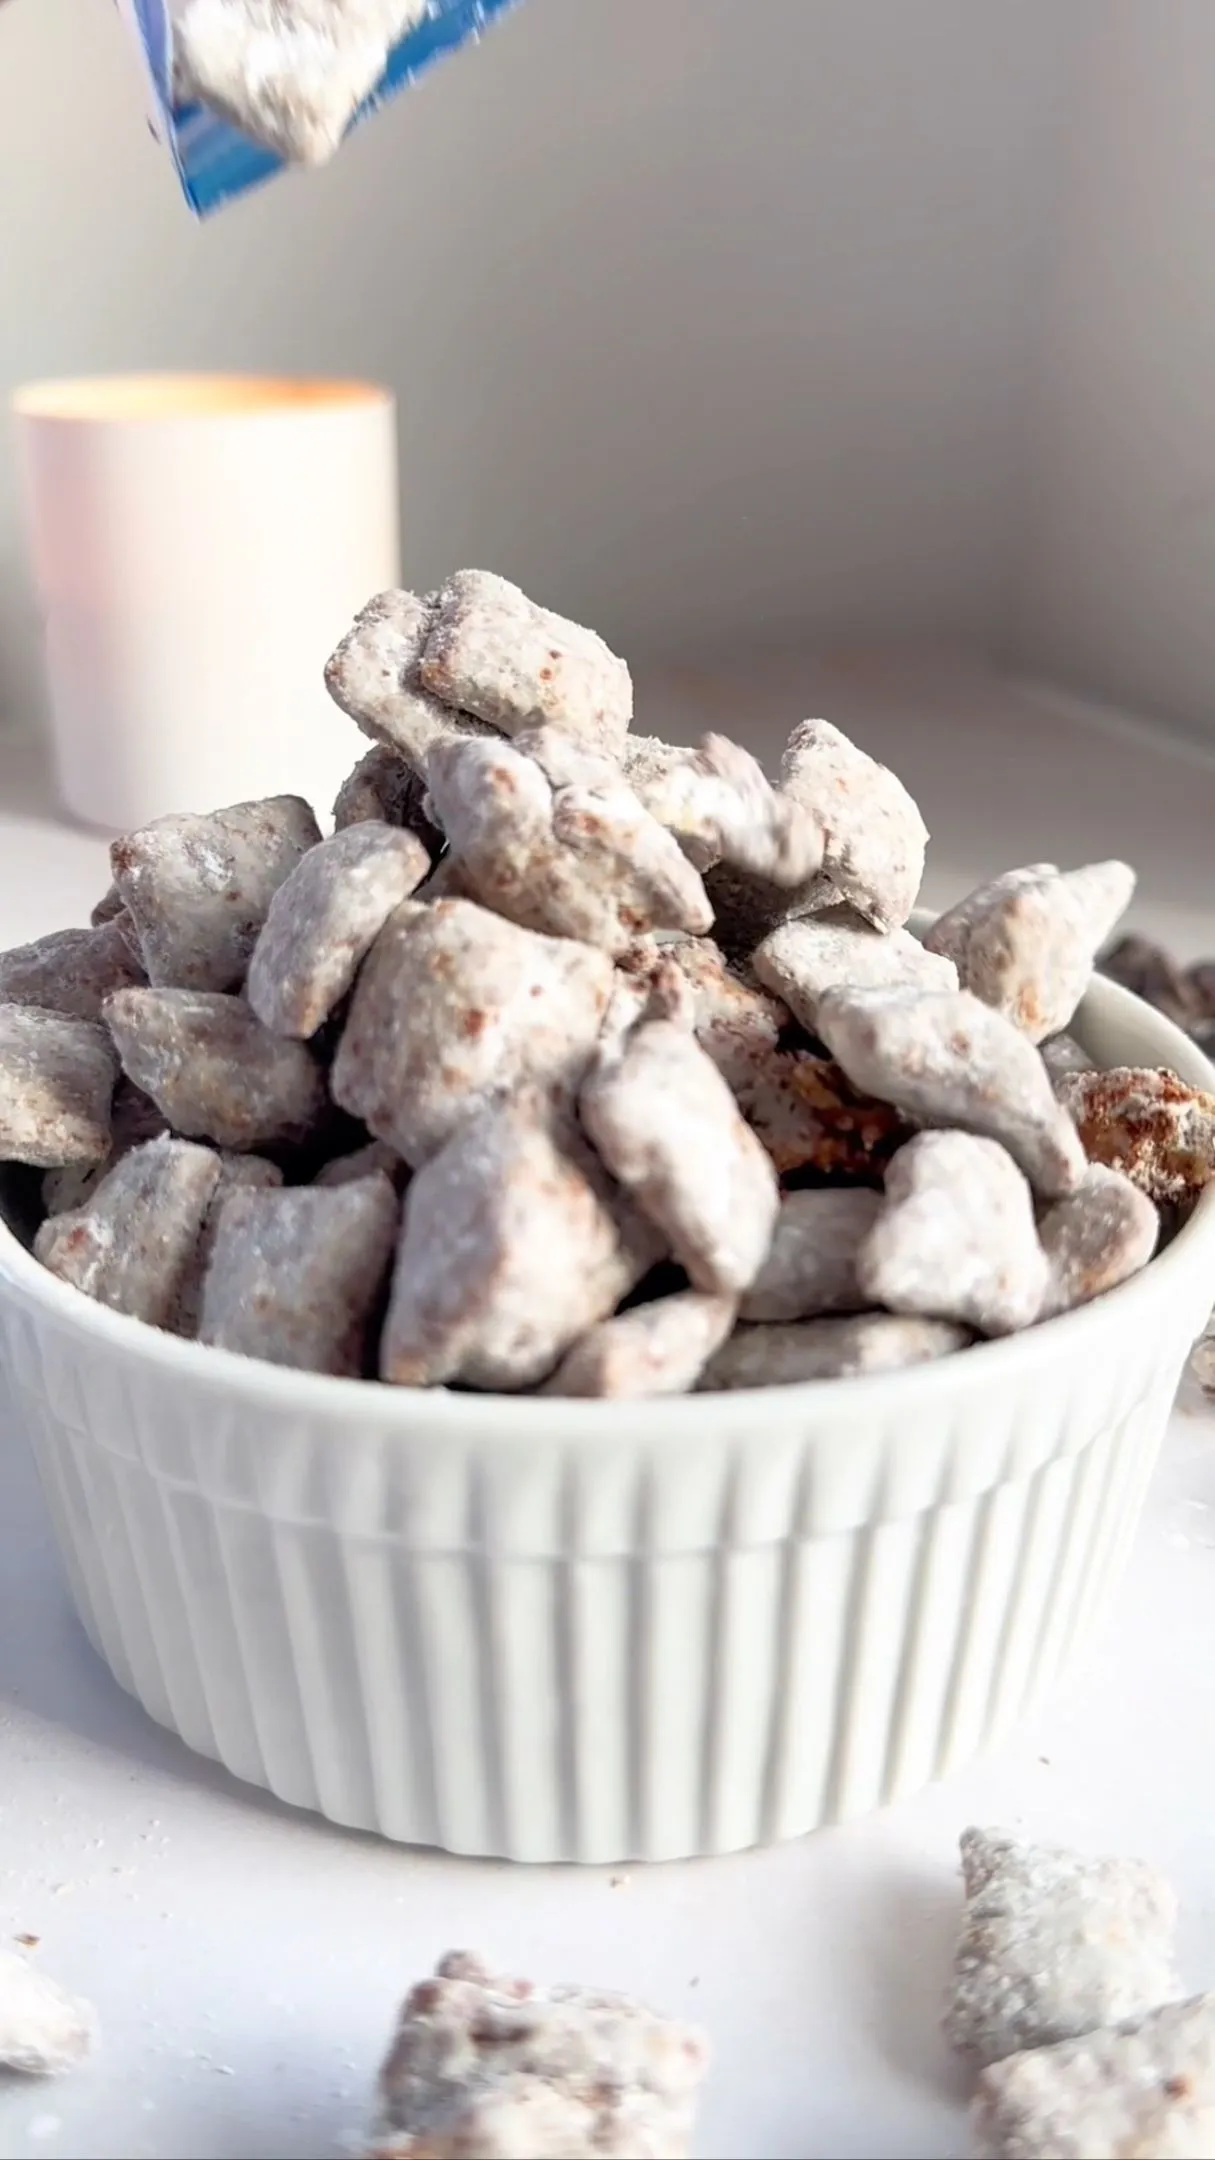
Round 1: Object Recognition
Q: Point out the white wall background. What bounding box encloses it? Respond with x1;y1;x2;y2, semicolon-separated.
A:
0;0;1089;735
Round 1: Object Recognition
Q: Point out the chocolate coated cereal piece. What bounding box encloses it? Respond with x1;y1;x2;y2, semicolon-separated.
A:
247;822;430;1038
333;899;613;1166
580;1011;779;1294
0;1004;117;1169
0;920;144;1022
818;986;1087;1198
947;1826;1180;2069
105;988;327;1151
1056;1065;1215;1202
367;1950;707;2160
332;743;444;859
753;908;958;1033
419;569;632;755
90;883;125;928
544;1291;736;1398
425;733;711;956
314;1137;409;1190
173;0;427;168
34;1137;221;1331
112;795;321;993
618;935;792;1093
859;1132;1049;1336
200;1175;398;1376
700;859;802;959
380;1098;662;1389
925;861;1136;1041
972;1993;1215;2160
1038;1164;1158;1318
700;1313;969;1390
739;1187;881;1322
781;718;929;931
174;1149;284;1337
197;1175;393;1373
627;732;825;886
621;734;713;869
325;589;494;766
727;1041;910;1180
41;1077;168;1217
1099;932;1202;1030
1040;1032;1094;1090
0;1950;97;2077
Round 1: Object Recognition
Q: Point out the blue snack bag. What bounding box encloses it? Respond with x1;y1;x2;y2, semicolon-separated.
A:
117;0;520;218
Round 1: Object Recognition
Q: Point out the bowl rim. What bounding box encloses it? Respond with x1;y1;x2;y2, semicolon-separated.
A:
3;972;1215;1439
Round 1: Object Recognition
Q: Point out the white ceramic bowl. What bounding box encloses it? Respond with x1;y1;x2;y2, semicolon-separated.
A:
2;975;1214;1864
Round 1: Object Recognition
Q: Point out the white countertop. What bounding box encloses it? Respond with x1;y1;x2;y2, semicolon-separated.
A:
3;658;1215;2160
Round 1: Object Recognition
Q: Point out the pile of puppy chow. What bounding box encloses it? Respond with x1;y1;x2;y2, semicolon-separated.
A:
2;568;1212;1396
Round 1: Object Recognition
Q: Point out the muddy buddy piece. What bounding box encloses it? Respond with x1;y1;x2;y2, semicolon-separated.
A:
34;1137;221;1332
544;1291;736;1399
1056;1065;1215;1203
728;1042;910;1181
90;883;126;928
859;1132;1049;1337
925;861;1136;1042
973;1994;1215;2160
367;1950;708;2160
424;733;711;957
781;718;929;932
1040;1033;1094;1090
1099;932;1204;1031
172;0;427;167
1038;1165;1158;1319
418;569;633;756
818;986;1087;1198
753;908;957;1034
626;732;824;887
332;743;444;858
380;1098;661;1389
700;1313;969;1391
325;589;495;766
947;1826;1180;2070
247;822;430;1039
332;899;613;1167
740;1187;881;1322
173;1149;285;1338
199;1175;398;1376
580;1012;779;1296
0;1950;97;2078
655;936;793;1089
41;1077;168;1218
112;795;321;994
0;1004;118;1170
0;920;144;1023
313;1137;409;1190
104;988;327;1152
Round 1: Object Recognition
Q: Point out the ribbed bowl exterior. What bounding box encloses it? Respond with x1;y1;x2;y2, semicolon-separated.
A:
3;975;1214;1862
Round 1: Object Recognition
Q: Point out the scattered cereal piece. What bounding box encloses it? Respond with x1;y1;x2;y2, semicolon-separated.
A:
0;1005;118;1169
544;1290;736;1397
332;743;444;859
972;1993;1215;2160
200;1175;398;1375
781;718;928;931
946;1826;1180;2068
1099;933;1202;1032
325;589;494;766
41;1079;167;1217
925;861;1136;1041
173;0;428;168
859;1132;1048;1336
424;732;711;956
0;1950;97;2077
0;920;144;1023
1038;1164;1159;1318
753;908;958;1033
1189;1326;1215;1394
739;1187;881;1322
34;1137;221;1332
105;988;327;1151
112;795;321;993
1057;1065;1215;1202
818;986;1087;1198
627;731;824;886
247;822;430;1039
700;1313;970;1390
332;899;613;1166
580;1009;779;1295
418;569;632;755
380;1097;661;1389
366;1950;707;2160
313;1137;409;1190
